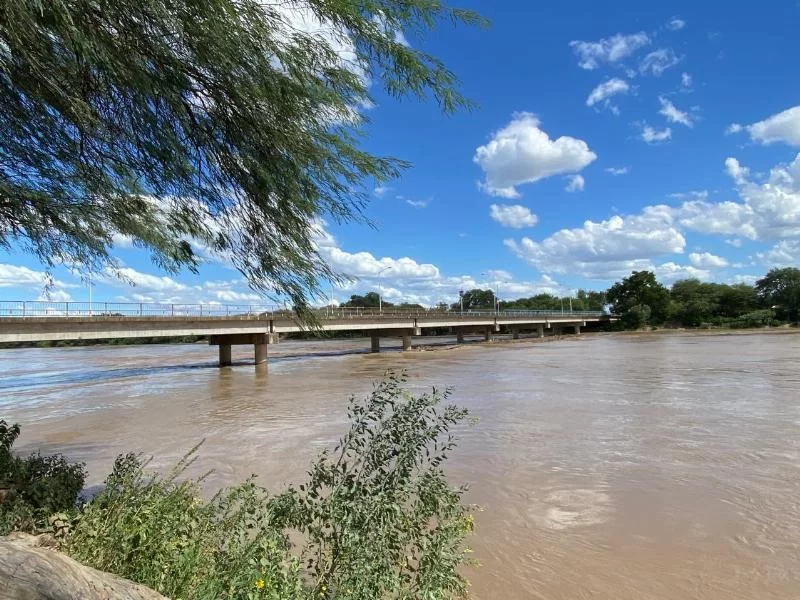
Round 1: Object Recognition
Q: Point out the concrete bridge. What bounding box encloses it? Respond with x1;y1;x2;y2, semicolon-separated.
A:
0;301;610;367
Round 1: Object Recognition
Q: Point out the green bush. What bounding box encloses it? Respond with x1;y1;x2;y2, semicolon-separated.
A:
0;420;86;534
730;309;778;329
64;374;474;600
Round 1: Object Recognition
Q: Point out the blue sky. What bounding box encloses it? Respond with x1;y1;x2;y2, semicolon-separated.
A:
2;1;800;307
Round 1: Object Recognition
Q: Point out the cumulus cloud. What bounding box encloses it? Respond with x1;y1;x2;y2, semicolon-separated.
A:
569;32;650;70
666;18;686;31
654;262;710;282
373;186;392;197
586;78;630;113
565;174;585;192
504;205;685;280
688;252;729;268
474;112;597;198
640;124;672;143
758;240;800;267
639;48;681;76
605;167;629;176
0;264;77;300
738;105;800;146
658;96;695;127
490;204;538;228
676;154;800;242
681;72;692;88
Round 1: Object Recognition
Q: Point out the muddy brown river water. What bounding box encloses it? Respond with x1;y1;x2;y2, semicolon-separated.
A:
2;331;800;599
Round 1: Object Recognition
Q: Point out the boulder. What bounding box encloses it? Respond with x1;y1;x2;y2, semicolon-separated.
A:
0;533;167;600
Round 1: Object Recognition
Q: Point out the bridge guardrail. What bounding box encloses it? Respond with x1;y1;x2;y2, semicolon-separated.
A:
0;300;606;320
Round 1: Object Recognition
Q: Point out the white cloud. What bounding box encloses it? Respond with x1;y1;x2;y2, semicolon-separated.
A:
640;124;672;143
726;123;743;135
725;238;743;248
490;204;538;228
758;240;800;267
569;32;650;70
688;252;729;268
586;78;630;112
677;154;800;242
654;262;710;282
38;289;73;302
474;112;597;198
504;205;686;279
101;267;191;295
639;48;681;76
667;18;686;31
742;105;800;146
405;198;429;208
725;157;749;184
0;264;53;288
668;190;708;200
565;174;585;192
658;96;695;127
0;264;78;300
681;72;692;88
373;186;392;197
605;166;629;176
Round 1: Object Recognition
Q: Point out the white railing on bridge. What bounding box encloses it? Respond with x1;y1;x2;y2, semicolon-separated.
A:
0;300;606;319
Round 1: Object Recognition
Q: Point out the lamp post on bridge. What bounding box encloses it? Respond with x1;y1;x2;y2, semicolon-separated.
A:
480;273;500;315
378;266;392;314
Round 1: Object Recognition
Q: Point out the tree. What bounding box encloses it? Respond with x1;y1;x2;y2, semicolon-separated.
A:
755;267;800;321
0;0;483;314
452;288;494;311
342;291;392;308
606;271;670;327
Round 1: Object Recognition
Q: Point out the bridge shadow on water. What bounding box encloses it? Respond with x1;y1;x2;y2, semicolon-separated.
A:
1;338;492;393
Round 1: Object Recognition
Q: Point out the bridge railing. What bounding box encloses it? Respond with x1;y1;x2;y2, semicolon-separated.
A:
0;300;606;319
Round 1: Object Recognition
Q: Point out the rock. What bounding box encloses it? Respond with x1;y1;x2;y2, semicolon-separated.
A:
0;533;167;600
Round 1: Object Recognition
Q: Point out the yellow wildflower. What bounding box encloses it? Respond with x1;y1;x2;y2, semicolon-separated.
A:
254;579;265;590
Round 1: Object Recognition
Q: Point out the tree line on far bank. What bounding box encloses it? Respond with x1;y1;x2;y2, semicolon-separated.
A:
342;267;800;330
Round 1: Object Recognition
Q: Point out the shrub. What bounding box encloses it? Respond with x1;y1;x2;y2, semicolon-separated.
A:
64;373;474;600
0;420;86;534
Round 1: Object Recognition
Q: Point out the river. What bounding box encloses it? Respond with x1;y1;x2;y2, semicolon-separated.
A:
3;331;800;599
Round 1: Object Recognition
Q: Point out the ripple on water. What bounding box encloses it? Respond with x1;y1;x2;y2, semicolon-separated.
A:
529;487;614;531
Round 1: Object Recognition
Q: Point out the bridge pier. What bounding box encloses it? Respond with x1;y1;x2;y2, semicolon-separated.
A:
370;334;381;353
456;330;465;344
210;333;269;367
537;325;544;338
219;344;232;367
402;335;412;351
484;327;494;342
254;339;268;364
574;324;581;335
512;327;520;340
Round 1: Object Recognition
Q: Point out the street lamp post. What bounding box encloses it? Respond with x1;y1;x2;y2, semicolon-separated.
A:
480;272;500;315
459;290;464;315
378;266;392;314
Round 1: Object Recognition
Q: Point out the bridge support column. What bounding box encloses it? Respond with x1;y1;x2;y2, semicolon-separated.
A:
574;324;581;335
456;330;465;344
210;333;269;368
370;334;380;353
537;325;544;338
512;328;520;340
484;327;494;342
219;344;232;367
402;335;412;351
254;340;268;364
